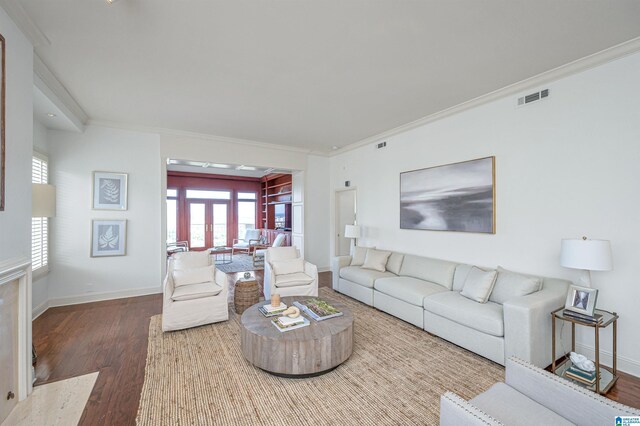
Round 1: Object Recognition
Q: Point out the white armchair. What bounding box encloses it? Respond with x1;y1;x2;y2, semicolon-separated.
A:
162;251;229;332
263;246;318;300
232;229;262;255
253;233;286;267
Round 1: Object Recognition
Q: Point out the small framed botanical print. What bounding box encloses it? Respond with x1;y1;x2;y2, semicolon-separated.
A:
91;219;127;257
92;171;128;210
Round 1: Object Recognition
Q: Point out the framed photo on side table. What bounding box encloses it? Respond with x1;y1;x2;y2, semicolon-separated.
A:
564;285;598;317
91;219;127;257
92;171;128;210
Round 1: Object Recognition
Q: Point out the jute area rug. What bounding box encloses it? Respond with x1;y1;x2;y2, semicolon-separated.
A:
137;288;504;425
215;254;263;274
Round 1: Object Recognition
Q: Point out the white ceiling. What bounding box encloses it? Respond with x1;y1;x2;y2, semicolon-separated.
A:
167;159;291;178
19;0;640;152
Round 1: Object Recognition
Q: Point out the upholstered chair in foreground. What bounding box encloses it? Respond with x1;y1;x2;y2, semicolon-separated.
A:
232;229;262;255
263;246;318;300
162;251;229;332
440;357;640;425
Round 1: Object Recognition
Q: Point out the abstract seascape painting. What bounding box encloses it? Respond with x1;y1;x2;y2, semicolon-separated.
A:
400;157;495;233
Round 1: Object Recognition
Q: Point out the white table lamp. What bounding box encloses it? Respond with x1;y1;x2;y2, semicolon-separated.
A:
560;237;612;287
344;224;361;252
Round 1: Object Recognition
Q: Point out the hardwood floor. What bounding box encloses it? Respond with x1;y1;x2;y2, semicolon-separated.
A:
32;270;639;425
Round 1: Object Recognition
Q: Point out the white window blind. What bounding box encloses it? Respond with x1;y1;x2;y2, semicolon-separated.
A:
32;154;49;272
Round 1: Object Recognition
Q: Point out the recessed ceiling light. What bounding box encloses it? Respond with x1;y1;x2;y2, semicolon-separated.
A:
47;113;56;118
332;145;339;150
210;163;231;169
236;165;257;171
105;0;120;4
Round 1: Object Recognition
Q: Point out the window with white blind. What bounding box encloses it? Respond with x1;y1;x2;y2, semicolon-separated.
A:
32;153;49;272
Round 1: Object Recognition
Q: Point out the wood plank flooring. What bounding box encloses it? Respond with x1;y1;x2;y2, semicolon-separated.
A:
32;270;640;425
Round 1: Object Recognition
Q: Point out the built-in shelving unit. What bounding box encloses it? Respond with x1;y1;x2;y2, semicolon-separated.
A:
260;173;292;232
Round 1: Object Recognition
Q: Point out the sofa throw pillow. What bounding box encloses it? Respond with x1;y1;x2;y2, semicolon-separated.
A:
489;266;543;304
361;249;392;272
460;267;498;303
271;257;305;275
350;246;374;266
172;266;214;287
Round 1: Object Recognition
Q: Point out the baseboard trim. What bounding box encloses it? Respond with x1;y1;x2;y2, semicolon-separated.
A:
32;300;50;320
317;266;331;273
575;343;640;378
47;287;162;309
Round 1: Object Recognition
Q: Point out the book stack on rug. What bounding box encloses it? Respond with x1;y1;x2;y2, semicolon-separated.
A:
564;363;598;386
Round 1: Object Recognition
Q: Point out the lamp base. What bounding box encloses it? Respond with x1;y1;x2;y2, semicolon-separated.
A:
577;269;592;288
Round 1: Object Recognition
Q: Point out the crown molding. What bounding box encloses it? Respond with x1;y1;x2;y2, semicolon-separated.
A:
332;36;640;157
34;54;89;131
0;0;50;47
88;119;330;156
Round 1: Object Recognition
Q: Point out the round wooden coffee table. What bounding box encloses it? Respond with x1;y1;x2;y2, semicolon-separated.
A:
240;296;354;377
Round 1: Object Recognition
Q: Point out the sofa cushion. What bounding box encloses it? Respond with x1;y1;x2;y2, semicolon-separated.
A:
339;266;395;288
362;249;392;272
271;257;304;275
470;383;574;426
375;276;447;307
350;245;374;266
489;266;543;304
423;291;504;337
386;252;405;275
399;255;457;289
171;281;222;301
172;266;214;287
173;251;210;270
452;264;474;292
460;267;498;303
275;272;314;288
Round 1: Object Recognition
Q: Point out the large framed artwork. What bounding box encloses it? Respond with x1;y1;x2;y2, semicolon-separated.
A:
400;156;495;233
92;171;128;210
1;33;5;211
91;219;127;257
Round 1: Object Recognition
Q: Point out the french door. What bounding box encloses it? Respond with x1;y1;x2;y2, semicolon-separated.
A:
187;200;229;249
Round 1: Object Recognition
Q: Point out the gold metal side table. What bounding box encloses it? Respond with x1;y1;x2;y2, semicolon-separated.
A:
551;308;618;394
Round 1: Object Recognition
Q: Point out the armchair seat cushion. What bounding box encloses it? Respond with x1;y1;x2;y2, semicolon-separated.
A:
374;276;447;307
233;241;250;249
423;291;504;337
469;382;574;426
171;281;223;301
339;266;396;288
275;272;314;288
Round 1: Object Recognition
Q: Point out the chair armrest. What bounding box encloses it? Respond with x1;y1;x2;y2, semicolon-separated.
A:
263;260;277;299
331;256;352;290
232;238;242;245
163;269;175;306
506;358;640;424
503;279;569;367
214;267;228;298
440;392;504;426
304;261;318;279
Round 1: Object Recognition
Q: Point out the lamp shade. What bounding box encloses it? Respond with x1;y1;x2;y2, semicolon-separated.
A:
344;224;361;239
32;184;56;217
560;238;612;271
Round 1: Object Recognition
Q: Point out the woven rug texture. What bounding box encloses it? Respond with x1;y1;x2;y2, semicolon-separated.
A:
214;254;263;273
137;288;504;425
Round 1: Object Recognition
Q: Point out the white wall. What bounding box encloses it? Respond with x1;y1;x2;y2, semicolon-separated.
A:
46;125;162;304
305;155;330;269
0;7;33;263
330;51;640;375
32;119;49;315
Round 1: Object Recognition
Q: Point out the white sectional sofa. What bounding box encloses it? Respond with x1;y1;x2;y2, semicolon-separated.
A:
332;248;570;367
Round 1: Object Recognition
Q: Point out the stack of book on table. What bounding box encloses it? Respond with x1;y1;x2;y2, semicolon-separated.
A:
293;298;343;321
562;309;603;324
271;315;310;332
564;363;597;386
258;302;287;317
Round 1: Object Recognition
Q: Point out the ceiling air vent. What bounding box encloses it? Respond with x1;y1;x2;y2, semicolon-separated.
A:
518;89;549;106
376;141;387;149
